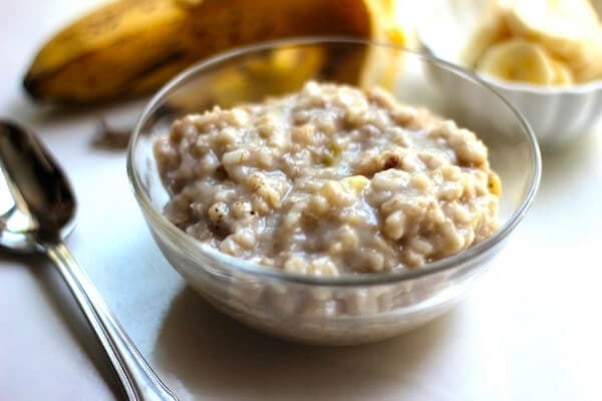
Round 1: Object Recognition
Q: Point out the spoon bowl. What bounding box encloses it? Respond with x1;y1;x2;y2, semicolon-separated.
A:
0;121;75;251
0;120;177;401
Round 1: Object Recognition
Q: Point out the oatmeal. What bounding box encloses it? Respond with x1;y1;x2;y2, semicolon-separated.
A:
154;81;501;277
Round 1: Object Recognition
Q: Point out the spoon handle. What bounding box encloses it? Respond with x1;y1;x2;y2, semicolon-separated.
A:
45;241;178;401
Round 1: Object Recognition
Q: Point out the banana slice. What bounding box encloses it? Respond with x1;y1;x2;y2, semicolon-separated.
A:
504;0;600;60
476;39;555;85
461;7;511;67
565;27;602;82
550;59;574;85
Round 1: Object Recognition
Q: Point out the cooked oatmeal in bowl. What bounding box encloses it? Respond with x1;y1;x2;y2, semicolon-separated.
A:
154;81;501;276
128;38;540;345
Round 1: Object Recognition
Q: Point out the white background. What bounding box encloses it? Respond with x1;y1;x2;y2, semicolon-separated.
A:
1;1;602;400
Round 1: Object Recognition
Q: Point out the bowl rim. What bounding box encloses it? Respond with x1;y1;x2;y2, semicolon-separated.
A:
127;36;542;286
477;72;602;95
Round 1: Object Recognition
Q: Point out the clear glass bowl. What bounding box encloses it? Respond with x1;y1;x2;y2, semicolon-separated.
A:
127;37;541;345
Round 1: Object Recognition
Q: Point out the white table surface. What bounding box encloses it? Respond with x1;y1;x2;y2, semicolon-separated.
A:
1;1;602;400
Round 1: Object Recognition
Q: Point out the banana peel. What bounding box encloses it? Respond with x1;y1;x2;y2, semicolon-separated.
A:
23;0;412;104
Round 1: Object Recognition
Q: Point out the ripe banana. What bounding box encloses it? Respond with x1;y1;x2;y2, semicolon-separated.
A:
23;0;411;104
476;39;555;85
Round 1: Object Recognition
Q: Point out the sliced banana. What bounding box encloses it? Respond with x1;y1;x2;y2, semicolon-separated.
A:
565;27;602;82
504;0;600;60
461;8;512;67
550;59;574;85
476;39;555;85
465;0;602;86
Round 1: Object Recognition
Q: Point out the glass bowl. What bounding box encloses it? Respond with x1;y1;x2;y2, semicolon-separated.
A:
127;37;541;345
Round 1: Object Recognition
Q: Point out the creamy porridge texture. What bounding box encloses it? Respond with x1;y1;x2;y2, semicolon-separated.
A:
154;81;501;277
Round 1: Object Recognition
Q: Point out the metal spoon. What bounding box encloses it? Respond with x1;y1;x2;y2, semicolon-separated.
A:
0;120;178;401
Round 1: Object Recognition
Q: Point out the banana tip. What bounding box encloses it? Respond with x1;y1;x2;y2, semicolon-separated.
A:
22;74;44;101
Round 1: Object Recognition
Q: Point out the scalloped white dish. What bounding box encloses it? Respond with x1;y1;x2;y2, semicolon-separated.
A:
416;0;602;144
